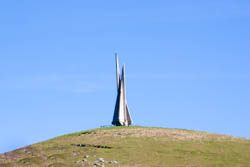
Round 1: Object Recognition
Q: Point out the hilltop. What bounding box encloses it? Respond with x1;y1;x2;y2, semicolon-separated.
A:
0;126;249;167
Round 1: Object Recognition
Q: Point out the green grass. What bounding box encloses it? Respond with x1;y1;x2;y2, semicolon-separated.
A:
0;127;249;167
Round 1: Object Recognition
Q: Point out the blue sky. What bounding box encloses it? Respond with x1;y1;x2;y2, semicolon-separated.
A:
0;0;250;153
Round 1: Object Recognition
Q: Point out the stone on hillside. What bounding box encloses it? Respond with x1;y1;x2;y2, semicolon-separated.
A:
76;160;82;164
98;158;105;162
109;160;118;164
94;162;101;166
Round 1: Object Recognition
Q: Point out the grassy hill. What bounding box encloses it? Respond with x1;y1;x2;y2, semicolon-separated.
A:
0;126;249;167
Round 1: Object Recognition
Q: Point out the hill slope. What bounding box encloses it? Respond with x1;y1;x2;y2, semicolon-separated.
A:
0;127;249;167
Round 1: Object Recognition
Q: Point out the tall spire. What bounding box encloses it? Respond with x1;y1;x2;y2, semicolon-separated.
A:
112;53;133;126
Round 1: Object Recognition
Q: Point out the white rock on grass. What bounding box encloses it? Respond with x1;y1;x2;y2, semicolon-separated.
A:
98;158;105;162
94;162;101;166
109;160;118;164
76;160;82;164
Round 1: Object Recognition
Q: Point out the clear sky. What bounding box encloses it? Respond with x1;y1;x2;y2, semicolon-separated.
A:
0;0;250;153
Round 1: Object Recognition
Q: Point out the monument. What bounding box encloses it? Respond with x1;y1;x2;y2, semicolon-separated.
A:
112;53;133;126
